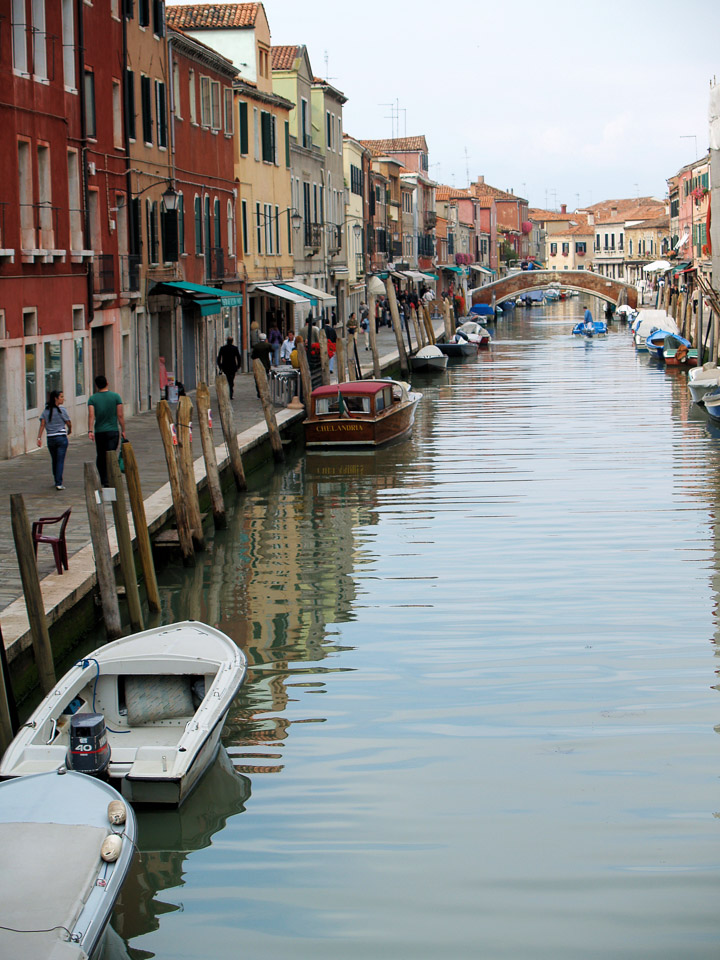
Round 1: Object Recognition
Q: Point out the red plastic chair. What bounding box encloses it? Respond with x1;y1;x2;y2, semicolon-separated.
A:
32;507;71;575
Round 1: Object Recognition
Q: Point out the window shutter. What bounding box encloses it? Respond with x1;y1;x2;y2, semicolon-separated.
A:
125;69;136;140
129;197;141;254
162;209;178;262
156;81;167;148
153;0;164;36
261;111;271;161
141;75;152;143
284;120;290;167
239;101;248;154
271;115;278;165
195;197;202;253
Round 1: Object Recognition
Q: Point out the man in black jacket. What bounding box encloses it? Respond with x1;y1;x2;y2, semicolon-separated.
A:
217;337;242;398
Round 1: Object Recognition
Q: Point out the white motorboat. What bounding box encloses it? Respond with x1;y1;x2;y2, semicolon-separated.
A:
0;768;136;959
632;313;679;352
688;363;720;404
410;345;449;372
0;622;247;805
456;320;492;345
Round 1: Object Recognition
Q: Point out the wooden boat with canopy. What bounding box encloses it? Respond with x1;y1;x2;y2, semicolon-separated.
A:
304;380;422;448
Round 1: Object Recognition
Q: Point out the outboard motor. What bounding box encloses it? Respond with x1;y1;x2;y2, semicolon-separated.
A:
67;712;111;776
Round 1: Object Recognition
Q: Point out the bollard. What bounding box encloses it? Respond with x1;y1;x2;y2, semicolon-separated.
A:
253;360;285;463
107;450;144;633
215;373;247;491
176;396;205;551
156;400;195;563
196;383;226;529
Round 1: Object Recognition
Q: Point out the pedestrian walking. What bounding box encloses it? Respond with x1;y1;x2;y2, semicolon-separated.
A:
37;389;72;490
88;375;126;486
268;322;283;367
280;331;295;364
216;336;242;398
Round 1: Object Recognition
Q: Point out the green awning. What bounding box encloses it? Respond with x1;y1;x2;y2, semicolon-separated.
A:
670;262;690;275
150;281;243;316
442;265;464;274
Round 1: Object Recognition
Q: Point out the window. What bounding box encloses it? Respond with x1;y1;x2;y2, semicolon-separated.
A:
152;0;164;36
172;60;181;119
562;242;569;256
576;241;586;255
161;203;178;262
351;164;363;196
125;69;135;140
227;201;234;257
141;74;153;142
138;0;149;27
264;202;272;254
12;0;28;73
550;242;557;256
337;116;342;155
260;111;275;162
112;80;123;147
177;193;184;254
287;208;293;256
224;88;233;134
255;202;262;254
284;120;290;167
18;140;34;248
32;0;47;80
37;144;53;247
253;107;260;160
146;200;158;263
67;150;82;249
211;81;221;130
74;337;85;396
188;69;196;123
326;111;332;149
275;205;280;256
238;101;248;154
44;340;62;396
155;80;167;148
84;70;96;138
214;197;221;251
241;199;248;254
618;233;624;250
200;76;211;127
62;0;75;88
25;343;37;409
194;196;202;253
301;98;309;147
72;306;84;330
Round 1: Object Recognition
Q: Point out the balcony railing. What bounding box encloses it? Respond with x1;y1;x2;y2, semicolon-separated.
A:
119;253;142;292
304;222;323;250
93;254;115;295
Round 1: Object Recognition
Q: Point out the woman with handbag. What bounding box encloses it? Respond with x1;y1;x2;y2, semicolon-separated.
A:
37;390;72;490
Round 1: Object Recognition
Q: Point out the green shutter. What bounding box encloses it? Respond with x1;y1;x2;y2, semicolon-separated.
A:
285;120;290;167
239;101;248;155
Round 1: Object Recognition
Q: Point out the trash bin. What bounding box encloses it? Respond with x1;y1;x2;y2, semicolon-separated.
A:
269;367;300;405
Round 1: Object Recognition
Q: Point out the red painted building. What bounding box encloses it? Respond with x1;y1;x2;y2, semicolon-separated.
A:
0;0;91;456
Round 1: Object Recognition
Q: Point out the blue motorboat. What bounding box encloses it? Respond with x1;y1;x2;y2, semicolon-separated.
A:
470;303;495;318
572;320;608;337
646;329;691;361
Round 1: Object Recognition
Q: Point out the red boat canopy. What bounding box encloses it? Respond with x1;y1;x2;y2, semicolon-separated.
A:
312;381;388;397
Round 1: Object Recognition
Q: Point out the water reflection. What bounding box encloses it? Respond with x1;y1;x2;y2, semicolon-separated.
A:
119;300;720;959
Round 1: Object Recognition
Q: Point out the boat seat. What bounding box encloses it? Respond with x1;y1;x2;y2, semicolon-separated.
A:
125;675;194;725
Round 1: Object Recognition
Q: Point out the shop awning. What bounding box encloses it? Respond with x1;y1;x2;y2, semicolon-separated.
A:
248;282;307;304
279;281;337;307
400;270;430;283
469;264;494;275
442;265;464;274
390;270;406;281
149;280;242;316
670;261;691;275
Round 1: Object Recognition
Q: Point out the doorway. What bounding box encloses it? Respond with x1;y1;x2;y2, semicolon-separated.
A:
91;327;105;383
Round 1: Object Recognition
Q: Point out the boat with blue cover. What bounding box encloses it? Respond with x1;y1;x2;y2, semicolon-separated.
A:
572;320;608;337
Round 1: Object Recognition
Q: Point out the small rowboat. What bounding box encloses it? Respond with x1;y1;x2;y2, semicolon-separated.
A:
410;345;448;372
0;622;247;805
304;380;422;448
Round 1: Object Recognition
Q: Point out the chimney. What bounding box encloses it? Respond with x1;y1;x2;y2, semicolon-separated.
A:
611;206;618;218
477;176;484;185
561;203;567;214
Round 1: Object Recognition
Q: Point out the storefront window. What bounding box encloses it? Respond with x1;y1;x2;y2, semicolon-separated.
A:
74;337;85;396
25;344;37;409
44;340;63;397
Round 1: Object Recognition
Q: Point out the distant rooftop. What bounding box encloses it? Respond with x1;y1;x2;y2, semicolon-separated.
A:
166;3;259;29
271;45;299;70
359;136;429;156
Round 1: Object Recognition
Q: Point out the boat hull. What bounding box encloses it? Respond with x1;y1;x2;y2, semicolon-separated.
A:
410;355;448;372
437;341;477;357
305;395;421;448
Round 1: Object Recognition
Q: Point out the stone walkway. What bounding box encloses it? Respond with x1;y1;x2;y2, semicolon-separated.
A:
0;320;438;655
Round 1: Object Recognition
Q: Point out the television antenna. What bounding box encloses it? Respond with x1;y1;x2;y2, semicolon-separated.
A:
323;51;337;81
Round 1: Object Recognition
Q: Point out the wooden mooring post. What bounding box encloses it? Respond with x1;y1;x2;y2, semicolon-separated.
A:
156;400;195;563
215;374;247;491
385;277;409;376
0;624;19;752
10;494;57;694
176;395;205;551
295;339;313;416
368;293;382;379
335;335;348;384
196;383;226;529
107;450;144;633
121;441;161;612
318;328;331;385
83;462;123;639
253;360;285;463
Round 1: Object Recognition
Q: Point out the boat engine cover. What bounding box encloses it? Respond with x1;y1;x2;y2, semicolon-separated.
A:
67;712;111;776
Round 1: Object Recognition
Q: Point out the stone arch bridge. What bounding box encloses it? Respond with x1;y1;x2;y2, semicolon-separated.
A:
472;270;638;309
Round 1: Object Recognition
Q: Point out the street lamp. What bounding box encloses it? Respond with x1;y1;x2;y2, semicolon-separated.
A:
161;181;179;212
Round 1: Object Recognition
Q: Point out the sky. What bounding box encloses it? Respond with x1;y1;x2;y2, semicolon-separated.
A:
173;0;720;210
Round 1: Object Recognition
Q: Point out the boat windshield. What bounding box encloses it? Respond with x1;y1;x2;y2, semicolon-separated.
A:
316;394;371;415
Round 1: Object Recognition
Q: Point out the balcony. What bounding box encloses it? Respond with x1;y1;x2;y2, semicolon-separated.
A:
93;254;115;296
304;222;323;251
119;254;142;293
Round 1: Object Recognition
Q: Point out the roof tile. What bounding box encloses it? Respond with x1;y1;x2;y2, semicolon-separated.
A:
271;45;299;70
166;3;259;29
358;136;428;156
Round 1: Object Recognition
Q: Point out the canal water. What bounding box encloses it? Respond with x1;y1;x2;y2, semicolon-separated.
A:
114;299;719;959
